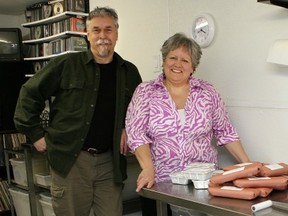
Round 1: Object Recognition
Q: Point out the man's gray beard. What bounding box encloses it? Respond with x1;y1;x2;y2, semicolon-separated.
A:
95;39;111;57
98;46;109;57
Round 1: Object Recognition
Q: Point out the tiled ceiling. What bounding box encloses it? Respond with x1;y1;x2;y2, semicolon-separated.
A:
0;0;46;15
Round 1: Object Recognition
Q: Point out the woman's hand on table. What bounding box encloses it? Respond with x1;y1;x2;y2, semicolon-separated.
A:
136;168;155;192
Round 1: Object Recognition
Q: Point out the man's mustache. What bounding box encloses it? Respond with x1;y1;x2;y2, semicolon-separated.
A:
95;39;112;45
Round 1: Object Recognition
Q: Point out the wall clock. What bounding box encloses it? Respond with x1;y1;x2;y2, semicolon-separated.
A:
191;13;216;48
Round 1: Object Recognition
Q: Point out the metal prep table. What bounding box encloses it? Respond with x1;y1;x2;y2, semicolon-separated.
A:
138;181;288;216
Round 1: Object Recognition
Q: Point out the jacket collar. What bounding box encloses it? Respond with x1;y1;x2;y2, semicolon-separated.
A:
84;50;125;66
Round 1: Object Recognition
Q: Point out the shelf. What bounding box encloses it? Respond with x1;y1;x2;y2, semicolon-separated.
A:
24;50;82;61
22;11;88;27
0;130;18;135
4;144;46;216
23;31;87;44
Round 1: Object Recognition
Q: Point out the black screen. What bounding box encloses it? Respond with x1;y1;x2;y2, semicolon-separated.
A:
0;28;23;62
0;32;19;55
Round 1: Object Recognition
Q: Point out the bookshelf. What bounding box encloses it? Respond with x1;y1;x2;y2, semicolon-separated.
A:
0;0;89;215
0;166;11;215
0;132;12;216
22;1;89;73
4;142;50;216
0;131;26;216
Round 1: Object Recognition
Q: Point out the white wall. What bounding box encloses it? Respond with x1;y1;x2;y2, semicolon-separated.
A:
0;13;33;44
89;0;170;81
89;0;288;167
0;14;24;28
168;0;288;166
1;0;287;203
2;0;287;166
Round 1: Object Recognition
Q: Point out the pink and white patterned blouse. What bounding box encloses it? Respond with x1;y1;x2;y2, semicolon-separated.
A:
125;73;240;182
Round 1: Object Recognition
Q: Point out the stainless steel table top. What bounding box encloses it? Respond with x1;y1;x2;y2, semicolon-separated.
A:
138;181;288;216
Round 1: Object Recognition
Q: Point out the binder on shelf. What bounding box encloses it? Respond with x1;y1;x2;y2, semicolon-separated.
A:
43;24;52;37
52;21;63;35
43;4;53;19
33;61;49;73
49;0;67;16
31;25;44;39
0;180;11;211
66;36;88;52
43;43;53;56
36;43;44;57
66;0;86;13
51;39;66;54
26;1;52;22
0;199;5;212
22;1;89;61
1;133;26;150
65;17;86;32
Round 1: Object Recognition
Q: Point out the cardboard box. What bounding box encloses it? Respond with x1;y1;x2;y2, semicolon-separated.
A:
8;188;43;216
39;199;55;216
35;173;52;187
10;156;49;187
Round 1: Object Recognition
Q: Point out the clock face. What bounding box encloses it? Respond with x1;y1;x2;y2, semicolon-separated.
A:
192;14;215;48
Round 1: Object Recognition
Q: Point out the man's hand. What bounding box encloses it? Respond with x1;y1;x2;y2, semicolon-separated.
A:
120;129;128;155
33;137;47;153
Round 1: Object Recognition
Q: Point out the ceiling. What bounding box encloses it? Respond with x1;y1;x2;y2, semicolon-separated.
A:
0;0;46;15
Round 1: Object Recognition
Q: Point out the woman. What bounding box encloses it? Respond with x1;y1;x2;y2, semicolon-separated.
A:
125;33;249;215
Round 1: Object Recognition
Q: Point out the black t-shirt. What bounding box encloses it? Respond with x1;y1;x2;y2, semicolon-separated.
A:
83;59;117;151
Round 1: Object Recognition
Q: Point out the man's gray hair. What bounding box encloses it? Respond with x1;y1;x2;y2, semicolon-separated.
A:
86;7;119;29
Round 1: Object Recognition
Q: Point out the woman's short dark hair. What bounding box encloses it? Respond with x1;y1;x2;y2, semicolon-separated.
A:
161;33;202;72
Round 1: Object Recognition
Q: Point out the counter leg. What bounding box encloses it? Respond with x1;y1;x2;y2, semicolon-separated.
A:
156;200;167;216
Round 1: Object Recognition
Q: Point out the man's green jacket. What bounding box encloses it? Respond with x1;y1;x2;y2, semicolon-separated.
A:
14;50;142;183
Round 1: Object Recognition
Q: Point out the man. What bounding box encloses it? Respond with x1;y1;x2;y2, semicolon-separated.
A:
14;7;142;216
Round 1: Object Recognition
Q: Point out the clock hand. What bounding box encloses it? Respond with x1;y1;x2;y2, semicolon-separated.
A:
198;29;206;34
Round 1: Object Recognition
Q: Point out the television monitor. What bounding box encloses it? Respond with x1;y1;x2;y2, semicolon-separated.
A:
0;28;23;62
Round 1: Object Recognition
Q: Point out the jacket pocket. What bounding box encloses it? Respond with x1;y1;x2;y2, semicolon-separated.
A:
61;79;85;89
51;185;65;198
58;79;85;110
